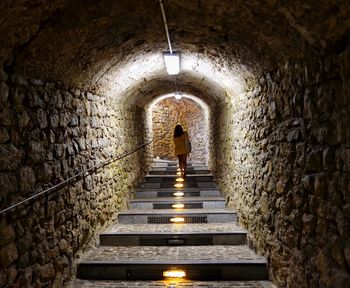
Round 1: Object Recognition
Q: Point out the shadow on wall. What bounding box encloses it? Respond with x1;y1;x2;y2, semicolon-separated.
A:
151;97;208;163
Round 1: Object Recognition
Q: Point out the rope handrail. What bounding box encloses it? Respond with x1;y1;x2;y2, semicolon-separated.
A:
0;134;166;215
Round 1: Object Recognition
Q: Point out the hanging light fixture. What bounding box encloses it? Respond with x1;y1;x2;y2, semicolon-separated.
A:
159;0;181;76
174;92;182;100
164;52;180;75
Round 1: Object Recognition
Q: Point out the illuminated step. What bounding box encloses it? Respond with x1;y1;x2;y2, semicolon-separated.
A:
135;188;221;198
144;175;214;182
77;245;268;281
99;223;247;246
139;181;218;189
149;169;211;175
117;209;237;224
130;197;225;209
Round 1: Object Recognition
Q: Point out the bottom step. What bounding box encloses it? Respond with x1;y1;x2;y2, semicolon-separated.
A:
77;262;268;281
77;246;268;281
72;280;276;288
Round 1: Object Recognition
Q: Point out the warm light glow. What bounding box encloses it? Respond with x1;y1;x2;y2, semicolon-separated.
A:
174;183;183;188
176;171;182;176
163;52;180;75
173;192;184;197
177;168;181;171
170;217;185;223
175;178;184;182
163;269;186;278
172;203;185;209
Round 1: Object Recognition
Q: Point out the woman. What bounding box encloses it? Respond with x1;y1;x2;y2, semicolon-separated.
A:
173;124;191;177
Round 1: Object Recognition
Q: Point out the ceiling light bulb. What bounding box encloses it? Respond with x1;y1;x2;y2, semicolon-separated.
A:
174;93;182;100
163;52;180;75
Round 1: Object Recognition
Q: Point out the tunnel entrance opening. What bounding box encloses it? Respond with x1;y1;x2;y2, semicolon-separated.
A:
147;93;210;165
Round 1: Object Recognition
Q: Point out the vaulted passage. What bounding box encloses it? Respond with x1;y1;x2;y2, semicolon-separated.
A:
0;1;349;287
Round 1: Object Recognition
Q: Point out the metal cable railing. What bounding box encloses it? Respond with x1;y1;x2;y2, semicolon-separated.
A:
0;134;166;215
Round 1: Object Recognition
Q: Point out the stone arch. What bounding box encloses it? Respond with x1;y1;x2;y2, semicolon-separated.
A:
149;93;210;164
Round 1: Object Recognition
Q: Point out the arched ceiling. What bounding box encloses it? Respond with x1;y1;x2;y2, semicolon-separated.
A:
1;0;349;105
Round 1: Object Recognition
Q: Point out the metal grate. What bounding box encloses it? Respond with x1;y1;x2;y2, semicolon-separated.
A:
157;192;200;197
148;216;207;224
153;203;203;209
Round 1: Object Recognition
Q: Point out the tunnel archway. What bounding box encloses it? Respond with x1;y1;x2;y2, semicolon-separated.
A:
0;1;349;287
148;93;210;164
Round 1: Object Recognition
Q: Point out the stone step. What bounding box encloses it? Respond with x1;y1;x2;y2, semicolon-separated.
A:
152;162;206;168
140;181;217;189
77;245;268;281
72;280;276;288
100;223;246;246
130;197;225;209
144;175;214;182
135;188;221;198
149;169;211;175
117;208;237;224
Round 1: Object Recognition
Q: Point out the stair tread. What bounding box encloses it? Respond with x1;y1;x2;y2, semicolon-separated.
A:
145;174;213;178
137;187;220;192
102;223;246;235
79;245;266;264
72;280;276;288
131;197;225;202
119;208;236;215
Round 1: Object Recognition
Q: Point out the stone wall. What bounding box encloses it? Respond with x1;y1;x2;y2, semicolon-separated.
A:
212;49;350;287
0;66;149;287
152;97;208;163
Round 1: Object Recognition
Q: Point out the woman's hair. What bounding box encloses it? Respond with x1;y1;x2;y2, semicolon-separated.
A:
174;125;184;137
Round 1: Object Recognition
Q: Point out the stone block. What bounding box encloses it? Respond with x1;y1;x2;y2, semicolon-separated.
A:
0;82;9;104
28;90;44;107
0;144;21;171
0;107;12;126
305;149;322;172
18;110;30;128
0;173;18;196
0;220;16;246
28;140;45;164
19;166;36;194
69;114;79;126
37;108;48;129
0;242;18;268
6;267;17;287
10;74;28;86
0;127;9;143
313;173;327;198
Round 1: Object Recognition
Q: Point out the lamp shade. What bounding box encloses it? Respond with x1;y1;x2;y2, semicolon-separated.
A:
163;52;180;75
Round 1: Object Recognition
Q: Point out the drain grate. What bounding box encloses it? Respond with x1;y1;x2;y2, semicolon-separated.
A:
157;192;200;197
148;216;207;224
153;203;203;209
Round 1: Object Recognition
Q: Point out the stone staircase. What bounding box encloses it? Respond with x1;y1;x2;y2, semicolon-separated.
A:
73;159;275;288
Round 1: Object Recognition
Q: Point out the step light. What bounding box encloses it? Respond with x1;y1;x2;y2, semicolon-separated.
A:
172;203;185;209
163;269;186;278
177;168;181;171
176;171;182;176
175;178;184;182
174;183;183;188
173;192;184;197
170;217;185;223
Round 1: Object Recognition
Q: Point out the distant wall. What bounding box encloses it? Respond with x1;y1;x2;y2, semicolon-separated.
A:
151;97;208;163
